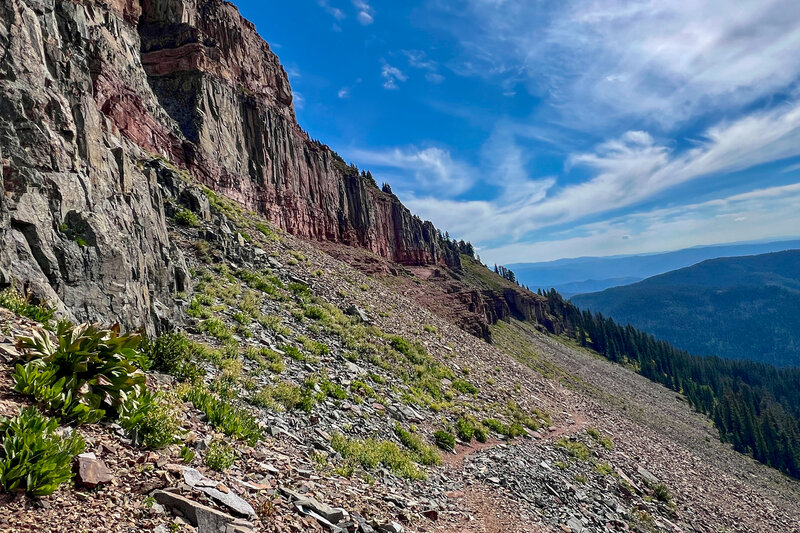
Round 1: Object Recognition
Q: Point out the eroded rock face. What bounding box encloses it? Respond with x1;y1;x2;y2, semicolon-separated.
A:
0;0;459;332
0;0;188;333
133;0;459;269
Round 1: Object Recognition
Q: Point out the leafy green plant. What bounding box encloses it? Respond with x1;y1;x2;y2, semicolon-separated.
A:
0;287;54;323
303;306;326;321
200;318;233;341
455;417;475;442
205;440;236;471
433;429;455;450
0;407;85;496
555;437;591;461
653;483;673;503
587;427;614;450
13;322;146;424
118;389;182;449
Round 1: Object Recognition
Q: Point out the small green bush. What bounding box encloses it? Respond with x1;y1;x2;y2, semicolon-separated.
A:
433;429;455;450
0;287;54;323
394;425;441;466
587;427;614;450
174;208;200;227
482;418;525;438
303;306;326;321
118;389;182;449
455;417;475;442
200;318;233;341
142;332;203;382
653;483;673;503
0;407;85;496
205;440;236;471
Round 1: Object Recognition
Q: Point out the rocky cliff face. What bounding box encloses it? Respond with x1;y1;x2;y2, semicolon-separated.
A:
0;0;458;331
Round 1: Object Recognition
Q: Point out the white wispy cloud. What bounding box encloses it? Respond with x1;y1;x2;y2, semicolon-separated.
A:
318;0;345;20
337;88;350;99
402;50;446;84
399;100;800;249
433;0;800;130
478;182;800;264
381;63;407;90
349;146;476;196
352;0;374;25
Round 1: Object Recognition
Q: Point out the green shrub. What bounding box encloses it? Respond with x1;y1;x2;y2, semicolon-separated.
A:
13;322;146;424
393;425;441;466
452;379;479;395
320;378;347;400
350;379;375;398
200;318;233;341
482;418;525;438
433;429;455;450
303;306;326;321
205;440;235;471
174;208;200;227
279;343;305;361
254;223;279;241
252;382;316;413
0;287;54;323
118;389;182;449
142;332;203;382
181;386;261;445
331;433;426;480
474;426;488;443
455;417;475;442
0;407;85;496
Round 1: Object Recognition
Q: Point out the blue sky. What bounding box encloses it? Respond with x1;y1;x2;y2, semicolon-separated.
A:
238;0;800;265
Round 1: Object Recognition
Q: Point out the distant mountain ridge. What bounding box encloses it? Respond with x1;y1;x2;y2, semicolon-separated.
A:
570;249;800;367
509;239;800;295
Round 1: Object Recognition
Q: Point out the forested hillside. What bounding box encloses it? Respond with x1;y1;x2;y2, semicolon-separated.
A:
571;250;800;366
545;290;800;478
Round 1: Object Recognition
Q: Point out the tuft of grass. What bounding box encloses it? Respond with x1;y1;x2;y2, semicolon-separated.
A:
331;433;426;480
555;437;591;461
181;386;261;445
653;483;673;503
394;425;441;466
587;427;614;450
451;379;479;395
200;317;233;341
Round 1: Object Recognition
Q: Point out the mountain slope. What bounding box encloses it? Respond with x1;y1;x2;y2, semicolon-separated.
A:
571;249;800;366
508;239;800;295
2;1;800;532
0;0;457;335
